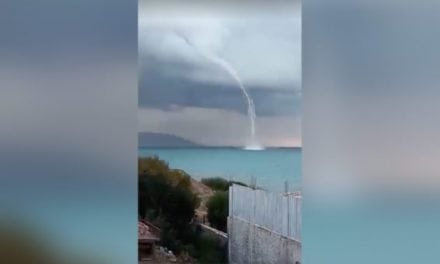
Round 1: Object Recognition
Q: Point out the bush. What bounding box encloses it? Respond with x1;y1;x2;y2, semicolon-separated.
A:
162;186;198;230
138;157;227;262
229;180;248;187
138;156;199;251
207;191;229;232
194;234;227;264
139;156;192;189
201;177;248;191
201;177;229;191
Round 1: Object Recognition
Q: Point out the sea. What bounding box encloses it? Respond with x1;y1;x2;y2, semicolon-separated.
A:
139;147;302;192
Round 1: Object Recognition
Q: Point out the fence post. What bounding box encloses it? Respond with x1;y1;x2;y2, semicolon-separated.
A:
285;181;291;263
228;184;233;263
295;196;300;240
251;177;257;263
248;176;254;264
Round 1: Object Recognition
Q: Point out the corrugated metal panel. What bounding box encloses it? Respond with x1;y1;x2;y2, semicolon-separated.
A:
229;184;302;241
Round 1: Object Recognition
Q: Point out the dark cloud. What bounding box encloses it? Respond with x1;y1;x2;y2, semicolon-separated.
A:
138;0;301;146
139;57;301;116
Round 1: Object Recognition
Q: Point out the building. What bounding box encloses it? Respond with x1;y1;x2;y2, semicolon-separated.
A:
138;220;160;262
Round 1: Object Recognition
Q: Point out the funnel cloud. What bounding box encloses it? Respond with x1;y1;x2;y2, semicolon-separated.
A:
174;32;261;149
138;1;301;147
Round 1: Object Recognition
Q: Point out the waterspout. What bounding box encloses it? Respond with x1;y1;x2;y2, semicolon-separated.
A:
176;32;263;150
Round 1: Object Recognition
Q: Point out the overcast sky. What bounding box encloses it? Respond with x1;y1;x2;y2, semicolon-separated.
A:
138;1;301;147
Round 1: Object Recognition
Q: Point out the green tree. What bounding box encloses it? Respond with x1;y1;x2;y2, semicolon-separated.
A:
138;157;199;252
201;177;229;191
207;191;229;232
201;177;249;192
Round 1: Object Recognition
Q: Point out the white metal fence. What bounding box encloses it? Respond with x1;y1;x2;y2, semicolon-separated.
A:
228;184;302;264
229;184;302;241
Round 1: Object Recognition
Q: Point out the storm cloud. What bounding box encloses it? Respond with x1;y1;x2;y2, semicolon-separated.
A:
138;0;301;146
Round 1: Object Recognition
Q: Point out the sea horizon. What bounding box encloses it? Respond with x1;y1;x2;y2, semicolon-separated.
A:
139;146;302;150
139;147;302;192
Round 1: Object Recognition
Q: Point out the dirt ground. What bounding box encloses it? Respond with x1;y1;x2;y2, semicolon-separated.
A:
139;246;195;264
190;178;214;223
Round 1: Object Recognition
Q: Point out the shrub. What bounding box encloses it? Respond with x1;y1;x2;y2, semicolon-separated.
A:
201;177;248;191
194;234;227;264
162;186;198;230
201;177;229;191
138;156;226;262
207;191;229;232
138;157;199;245
229;180;248;187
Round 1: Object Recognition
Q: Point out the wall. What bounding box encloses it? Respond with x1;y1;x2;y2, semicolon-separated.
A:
228;185;301;264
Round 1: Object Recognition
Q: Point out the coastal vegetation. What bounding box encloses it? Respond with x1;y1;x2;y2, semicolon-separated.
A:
138;156;227;263
201;177;247;192
201;177;251;232
138;157;198;251
206;191;228;232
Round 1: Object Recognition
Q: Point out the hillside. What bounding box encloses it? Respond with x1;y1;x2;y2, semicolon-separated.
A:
138;132;202;147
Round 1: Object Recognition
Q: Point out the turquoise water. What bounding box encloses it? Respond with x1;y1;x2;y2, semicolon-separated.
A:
139;147;301;192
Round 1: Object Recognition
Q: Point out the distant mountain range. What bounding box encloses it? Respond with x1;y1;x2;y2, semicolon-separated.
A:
139;132;301;149
138;132;202;147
